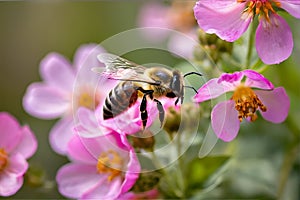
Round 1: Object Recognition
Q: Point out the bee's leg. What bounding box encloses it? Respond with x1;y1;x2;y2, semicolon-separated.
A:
136;87;154;99
154;99;164;128
137;88;154;129
140;95;148;130
175;97;179;106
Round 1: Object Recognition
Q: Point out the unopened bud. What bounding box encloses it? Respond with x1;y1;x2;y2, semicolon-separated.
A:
132;130;155;152
196;29;233;63
163;106;181;135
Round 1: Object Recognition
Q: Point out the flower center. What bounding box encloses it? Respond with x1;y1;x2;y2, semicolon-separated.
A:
238;0;281;22
96;150;124;181
78;92;100;110
232;85;267;122
0;148;8;172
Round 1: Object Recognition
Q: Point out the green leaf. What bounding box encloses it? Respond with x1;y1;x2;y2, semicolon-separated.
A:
185;156;230;191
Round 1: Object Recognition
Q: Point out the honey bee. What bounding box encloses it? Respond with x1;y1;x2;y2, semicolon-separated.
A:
93;53;202;129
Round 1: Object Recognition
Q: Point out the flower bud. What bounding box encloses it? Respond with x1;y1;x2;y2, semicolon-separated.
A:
131;171;161;193
196;29;233;62
132;130;155;152
163;103;200;136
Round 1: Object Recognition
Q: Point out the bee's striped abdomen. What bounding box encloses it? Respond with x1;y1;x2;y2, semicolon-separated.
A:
103;81;138;119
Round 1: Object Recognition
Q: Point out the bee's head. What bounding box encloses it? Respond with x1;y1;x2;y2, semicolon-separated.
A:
170;70;184;105
168;70;202;105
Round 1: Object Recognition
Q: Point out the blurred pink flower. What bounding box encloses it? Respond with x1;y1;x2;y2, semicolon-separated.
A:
56;132;140;199
194;0;300;64
22;44;114;155
0;112;37;196
194;70;290;142
138;1;198;58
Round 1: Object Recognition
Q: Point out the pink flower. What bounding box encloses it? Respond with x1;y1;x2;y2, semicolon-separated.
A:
138;1;198;59
0;112;37;196
194;70;290;142
194;0;300;64
56;132;140;199
22;44;113;154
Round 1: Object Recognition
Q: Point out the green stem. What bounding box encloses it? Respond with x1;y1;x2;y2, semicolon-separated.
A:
277;143;299;200
245;21;256;69
175;132;186;198
277;117;300;199
249;59;262;70
256;65;269;73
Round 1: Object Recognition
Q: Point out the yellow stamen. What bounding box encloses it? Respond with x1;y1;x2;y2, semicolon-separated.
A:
96;150;124;181
239;0;281;23
232;85;267;122
0;148;8;172
78;92;100;110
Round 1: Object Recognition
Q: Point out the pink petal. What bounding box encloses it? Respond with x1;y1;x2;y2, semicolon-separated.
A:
0;172;23;196
56;163;103;199
23;83;70;119
0;113;22;153
243;69;274;90
73;45;107;91
40;53;75;91
75;107;110;138
49;117;75;155
67;135;97;164
255;14;293;64
100;103;142;135
255;87;290;123
82;178;122;199
121;151;140;194
12;126;37;159
74;44;106;71
76;133;130;162
218;70;244;83
5;153;28;177
279;0;300;18
194;0;252;42
194;75;239;102
211;100;240;142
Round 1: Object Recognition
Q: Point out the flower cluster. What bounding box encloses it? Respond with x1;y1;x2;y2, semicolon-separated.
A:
2;0;297;198
21;45;176;199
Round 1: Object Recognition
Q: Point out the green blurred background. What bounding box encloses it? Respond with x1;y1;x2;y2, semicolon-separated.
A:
0;1;299;199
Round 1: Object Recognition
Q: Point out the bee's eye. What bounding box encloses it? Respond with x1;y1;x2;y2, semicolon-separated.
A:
171;74;181;92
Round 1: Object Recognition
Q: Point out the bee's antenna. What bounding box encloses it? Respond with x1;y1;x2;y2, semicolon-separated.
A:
184;85;198;94
183;72;203;78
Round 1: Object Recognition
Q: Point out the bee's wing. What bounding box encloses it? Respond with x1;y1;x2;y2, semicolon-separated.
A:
94;53;160;85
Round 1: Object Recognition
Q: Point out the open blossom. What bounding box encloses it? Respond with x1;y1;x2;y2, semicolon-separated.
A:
194;0;300;64
22;44;113;154
56;132;140;199
0;112;37;196
194;70;290;142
